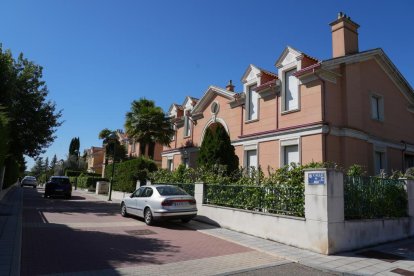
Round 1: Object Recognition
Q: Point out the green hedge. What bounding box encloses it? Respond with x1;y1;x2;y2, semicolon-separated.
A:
77;176;108;190
105;157;158;193
65;170;82;177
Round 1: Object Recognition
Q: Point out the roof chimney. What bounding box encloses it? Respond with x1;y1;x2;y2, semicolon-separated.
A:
330;12;360;58
226;80;235;92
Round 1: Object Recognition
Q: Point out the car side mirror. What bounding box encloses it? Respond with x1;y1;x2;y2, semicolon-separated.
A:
130;194;134;198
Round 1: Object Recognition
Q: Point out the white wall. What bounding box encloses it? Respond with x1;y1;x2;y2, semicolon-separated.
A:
194;175;414;255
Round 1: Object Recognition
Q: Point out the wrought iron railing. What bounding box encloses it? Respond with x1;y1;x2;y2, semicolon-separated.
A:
344;176;408;219
203;184;304;217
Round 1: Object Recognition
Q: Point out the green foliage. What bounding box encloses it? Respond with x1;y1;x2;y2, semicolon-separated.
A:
347;164;366;177
124;98;174;159
77;176;108;190
65;170;82;177
405;167;414;180
0;46;62;160
98;129;127;162
0;106;9;167
197;124;239;175
3;157;20;188
31;157;45;178
69;176;78;186
105;157;158;192
344;176;407;219
68;137;80;156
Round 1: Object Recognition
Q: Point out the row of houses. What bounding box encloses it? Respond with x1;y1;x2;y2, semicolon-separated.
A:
86;13;414;177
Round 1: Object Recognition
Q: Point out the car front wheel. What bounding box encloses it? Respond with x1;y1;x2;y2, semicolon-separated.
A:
121;203;128;217
144;208;153;226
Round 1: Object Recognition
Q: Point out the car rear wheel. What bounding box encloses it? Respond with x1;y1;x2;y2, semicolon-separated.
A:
181;218;191;223
144;208;153;226
121;203;128;217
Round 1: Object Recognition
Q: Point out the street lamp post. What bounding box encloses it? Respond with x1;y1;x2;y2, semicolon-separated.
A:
108;135;117;201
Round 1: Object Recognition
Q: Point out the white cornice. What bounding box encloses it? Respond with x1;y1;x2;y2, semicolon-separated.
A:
191;86;235;114
322;49;414;104
232;124;327;146
329;126;414;152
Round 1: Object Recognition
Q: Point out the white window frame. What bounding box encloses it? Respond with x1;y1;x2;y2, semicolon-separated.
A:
281;65;300;113
280;138;301;167
243;144;258;170
371;93;384;121
167;158;174;171
183;115;191;137
373;145;387;175
182;156;189;168
171;124;176;141
246;83;258;121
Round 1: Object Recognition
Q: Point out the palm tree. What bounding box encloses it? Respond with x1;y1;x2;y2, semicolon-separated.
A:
98;128;126;162
124;98;174;159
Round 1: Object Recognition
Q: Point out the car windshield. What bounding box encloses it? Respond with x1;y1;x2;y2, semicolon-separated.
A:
156;186;188;196
25;176;36;180
50;178;70;185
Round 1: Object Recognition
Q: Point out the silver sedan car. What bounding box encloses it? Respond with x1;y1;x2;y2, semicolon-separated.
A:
21;176;38;188
121;185;197;225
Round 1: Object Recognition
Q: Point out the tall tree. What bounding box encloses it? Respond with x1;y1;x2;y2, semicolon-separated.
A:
68;137;80;156
98;129;127;162
197;124;239;175
50;154;58;173
125;98;174;159
31;157;44;177
0;46;62;168
0;106;9;167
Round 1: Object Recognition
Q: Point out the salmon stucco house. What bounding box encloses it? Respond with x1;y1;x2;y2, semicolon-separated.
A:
161;13;414;176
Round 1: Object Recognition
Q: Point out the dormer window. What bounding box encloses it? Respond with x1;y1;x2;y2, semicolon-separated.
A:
247;83;258;121
283;68;299;111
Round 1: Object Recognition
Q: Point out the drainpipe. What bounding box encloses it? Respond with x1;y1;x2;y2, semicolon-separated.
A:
402;140;407;172
276;90;279;130
240;104;244;136
315;72;329;163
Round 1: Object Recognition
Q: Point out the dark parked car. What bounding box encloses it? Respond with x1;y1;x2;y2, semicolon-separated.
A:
44;176;72;199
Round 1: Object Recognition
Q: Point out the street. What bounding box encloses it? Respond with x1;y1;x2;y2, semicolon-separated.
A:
20;187;336;275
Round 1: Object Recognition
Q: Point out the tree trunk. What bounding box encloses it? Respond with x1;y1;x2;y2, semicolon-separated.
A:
0;165;5;191
148;142;155;160
139;143;146;157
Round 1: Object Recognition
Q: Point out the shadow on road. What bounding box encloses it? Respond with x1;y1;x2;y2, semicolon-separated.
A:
21;222;179;275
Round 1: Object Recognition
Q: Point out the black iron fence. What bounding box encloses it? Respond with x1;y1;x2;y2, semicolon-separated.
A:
203;184;304;217
344;176;408;219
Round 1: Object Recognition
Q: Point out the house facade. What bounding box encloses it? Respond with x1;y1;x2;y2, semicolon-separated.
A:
162;13;414;176
85;146;104;174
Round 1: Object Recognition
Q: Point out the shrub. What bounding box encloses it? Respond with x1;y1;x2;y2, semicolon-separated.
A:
405;167;414;180
77;176;108;190
65;170;82;177
105;157;158;193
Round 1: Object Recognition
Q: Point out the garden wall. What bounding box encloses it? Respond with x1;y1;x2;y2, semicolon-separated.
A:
194;170;414;254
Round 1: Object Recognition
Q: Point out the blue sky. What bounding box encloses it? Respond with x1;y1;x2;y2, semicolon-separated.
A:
1;0;413;169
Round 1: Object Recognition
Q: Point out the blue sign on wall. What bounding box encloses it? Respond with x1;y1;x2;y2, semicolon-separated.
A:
308;172;326;185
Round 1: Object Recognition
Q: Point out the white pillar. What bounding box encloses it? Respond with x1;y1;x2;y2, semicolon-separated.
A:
194;182;204;209
405;179;414;217
136;180;141;190
304;168;344;254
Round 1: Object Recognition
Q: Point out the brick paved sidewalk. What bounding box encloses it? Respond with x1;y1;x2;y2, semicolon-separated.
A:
0;184;22;276
73;189;414;275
